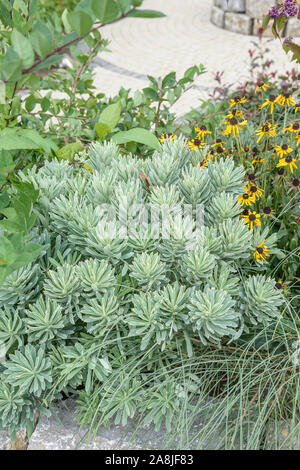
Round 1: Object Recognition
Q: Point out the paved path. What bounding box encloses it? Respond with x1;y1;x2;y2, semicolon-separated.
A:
92;0;299;115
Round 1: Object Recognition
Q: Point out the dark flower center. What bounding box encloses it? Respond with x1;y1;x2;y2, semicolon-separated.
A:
292;123;299;130
285;156;293;163
262;124;270;132
244;146;250;152
248;173;256;181
242;209;249;216
281;144;288;150
194;139;202;146
269;95;276;102
249;214;256;221
277;167;284;175
257;247;264;254
263;206;271;214
216;146;223;153
275;282;282;289
200;125;207;131
292;178;300;187
250;186;257;193
216;139;222;143
229;118;238;125
243;194;249;199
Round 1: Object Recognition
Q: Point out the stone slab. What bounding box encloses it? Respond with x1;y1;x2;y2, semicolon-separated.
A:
246;0;275;19
225;12;253;35
216;0;246;12
211;6;225;28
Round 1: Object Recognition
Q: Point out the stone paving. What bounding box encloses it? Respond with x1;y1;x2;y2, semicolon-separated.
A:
92;0;299;115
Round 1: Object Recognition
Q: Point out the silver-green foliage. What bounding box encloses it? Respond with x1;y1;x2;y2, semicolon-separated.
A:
0;139;285;436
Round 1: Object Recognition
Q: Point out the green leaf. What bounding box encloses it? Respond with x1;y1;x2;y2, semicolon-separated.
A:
1;46;22;81
0;129;57;153
94;122;111;140
0;237;16;266
0;1;11;26
0;192;9;210
127;9;166;18
112;128;161;151
30;21;53;58
11;29;34;69
262;13;270;31
143;87;159;101
68;10;93;37
91;0;120;23
98;101;122;130
56;142;84;161
162;72;176;88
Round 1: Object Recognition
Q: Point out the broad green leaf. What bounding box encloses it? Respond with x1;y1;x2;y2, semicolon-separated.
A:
30;21;53;58
98;101;122;130
0;129;57;153
12;243;42;268
56;142;84;161
162;72;176;88
94;122;111;140
0;192;9;210
1;46;22;81
0;1;11;26
127;9;166;18
112;128;161;151
68;10;93;37
0;237;16;266
91;0;120;23
11;29;34;68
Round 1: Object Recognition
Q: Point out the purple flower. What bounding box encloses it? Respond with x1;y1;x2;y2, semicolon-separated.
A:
284;35;294;47
269;1;299;18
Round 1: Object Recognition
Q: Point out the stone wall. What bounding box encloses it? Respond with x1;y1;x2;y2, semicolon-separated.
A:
211;0;300;37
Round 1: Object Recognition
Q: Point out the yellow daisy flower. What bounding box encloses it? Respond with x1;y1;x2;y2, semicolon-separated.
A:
260;94;279;114
242;210;261;229
255;122;277;143
188;138;205;151
277;93;296;107
229;96;247;108
245;183;264;201
226;109;244;119
195;125;212;140
294;103;300;113
275;144;293;158
251;157;265;164
255;82;270;94
277;155;298;173
295;132;300;146
223;117;247;136
284;122;300;133
159;133;175;142
254;239;270;263
237;192;255;206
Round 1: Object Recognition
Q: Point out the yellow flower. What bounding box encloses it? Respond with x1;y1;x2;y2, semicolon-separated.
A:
294;103;300;113
275;144;293;158
295;132;300;146
245;183;264;202
251;157;265;164
237;192;255;206
260;95;279;114
284;122;300;133
159;133;175;142
242;210;261;229
188;138;205;151
255;122;277;143
229;96;247;108
277;156;298;173
242;145;250;153
254;239;270;263
226;109;244;119
255;82;270;94
195;125;211;140
277;93;296;107
223;117;247;136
